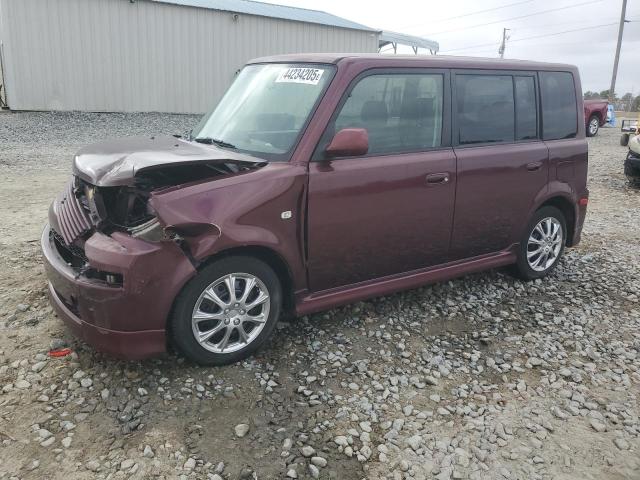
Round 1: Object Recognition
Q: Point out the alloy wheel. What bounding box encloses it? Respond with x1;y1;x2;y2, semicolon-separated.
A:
526;217;563;272
191;273;270;353
589;118;599;135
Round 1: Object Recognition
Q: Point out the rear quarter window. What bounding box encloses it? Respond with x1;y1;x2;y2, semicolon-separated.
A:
540;71;578;140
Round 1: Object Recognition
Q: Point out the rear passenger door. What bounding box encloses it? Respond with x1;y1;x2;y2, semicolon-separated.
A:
449;71;549;260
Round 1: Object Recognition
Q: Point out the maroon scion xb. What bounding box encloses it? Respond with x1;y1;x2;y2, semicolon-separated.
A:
42;54;589;365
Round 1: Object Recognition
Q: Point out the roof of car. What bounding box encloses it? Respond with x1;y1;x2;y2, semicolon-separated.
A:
248;53;577;71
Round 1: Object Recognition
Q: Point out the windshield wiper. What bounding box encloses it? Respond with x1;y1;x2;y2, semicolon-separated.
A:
194;137;237;149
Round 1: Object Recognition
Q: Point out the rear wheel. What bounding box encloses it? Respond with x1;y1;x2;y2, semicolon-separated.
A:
513;206;566;280
170;256;282;366
586;115;599;137
621;133;630;146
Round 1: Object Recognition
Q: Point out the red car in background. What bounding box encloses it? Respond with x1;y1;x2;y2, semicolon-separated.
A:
584;99;609;137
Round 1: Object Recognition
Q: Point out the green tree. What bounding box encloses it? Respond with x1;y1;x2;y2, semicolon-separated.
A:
599;89;619;102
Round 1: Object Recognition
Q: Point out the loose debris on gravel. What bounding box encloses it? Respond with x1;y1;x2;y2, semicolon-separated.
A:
0;112;638;479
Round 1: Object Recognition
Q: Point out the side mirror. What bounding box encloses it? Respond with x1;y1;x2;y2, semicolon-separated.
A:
325;128;369;158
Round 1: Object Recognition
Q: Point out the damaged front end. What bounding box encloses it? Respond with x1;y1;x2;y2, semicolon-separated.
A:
41;135;272;357
49;157;264;285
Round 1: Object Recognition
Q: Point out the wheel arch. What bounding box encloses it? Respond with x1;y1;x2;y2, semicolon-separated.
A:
536;195;576;246
589;111;602;124
197;245;296;316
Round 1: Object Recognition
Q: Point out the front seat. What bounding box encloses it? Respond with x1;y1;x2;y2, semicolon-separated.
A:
360;100;388;153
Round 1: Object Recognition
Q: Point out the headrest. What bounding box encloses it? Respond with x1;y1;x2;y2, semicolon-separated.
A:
361;101;388;123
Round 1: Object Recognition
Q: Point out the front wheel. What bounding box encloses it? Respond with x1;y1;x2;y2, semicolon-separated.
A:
513;206;566;280
586;116;599;137
170;256;282;366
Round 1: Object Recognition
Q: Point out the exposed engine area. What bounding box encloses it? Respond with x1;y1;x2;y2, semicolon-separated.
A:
75;160;263;234
47;156;265;287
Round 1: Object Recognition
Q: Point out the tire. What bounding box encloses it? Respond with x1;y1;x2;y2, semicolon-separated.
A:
621;133;630;146
513;206;567;281
586;115;599;137
625;154;640;186
169;256;282;366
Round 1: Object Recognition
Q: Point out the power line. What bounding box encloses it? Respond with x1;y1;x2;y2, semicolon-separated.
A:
454;39;604;55
445;26;639;56
425;0;603;36
397;0;535;29
440;21;618;53
509;11;640;31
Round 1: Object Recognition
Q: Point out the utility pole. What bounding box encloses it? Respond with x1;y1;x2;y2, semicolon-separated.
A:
609;0;628;103
498;28;510;59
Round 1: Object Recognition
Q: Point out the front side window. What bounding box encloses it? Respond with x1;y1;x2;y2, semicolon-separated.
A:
192;63;335;161
332;73;444;155
456;74;514;145
540;71;577;140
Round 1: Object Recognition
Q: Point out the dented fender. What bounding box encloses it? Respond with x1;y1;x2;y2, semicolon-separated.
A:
163;222;222;260
148;162;309;288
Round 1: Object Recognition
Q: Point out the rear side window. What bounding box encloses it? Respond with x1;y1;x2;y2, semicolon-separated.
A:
540;71;577;140
333;73;444;155
515;76;537;140
456;75;514;144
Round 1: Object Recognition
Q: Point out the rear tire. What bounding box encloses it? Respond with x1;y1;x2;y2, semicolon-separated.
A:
170;256;282;366
621;133;630;146
586;115;599;137
513;206;566;280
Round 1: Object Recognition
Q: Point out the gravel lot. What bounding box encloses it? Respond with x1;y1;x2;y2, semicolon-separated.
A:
0;111;639;480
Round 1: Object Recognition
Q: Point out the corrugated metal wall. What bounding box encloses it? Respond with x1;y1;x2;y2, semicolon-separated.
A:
0;0;378;113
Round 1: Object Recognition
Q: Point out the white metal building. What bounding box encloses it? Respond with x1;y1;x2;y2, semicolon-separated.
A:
0;0;438;113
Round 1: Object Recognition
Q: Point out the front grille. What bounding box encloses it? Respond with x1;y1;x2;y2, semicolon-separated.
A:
55;181;92;245
51;229;88;265
50;229;123;287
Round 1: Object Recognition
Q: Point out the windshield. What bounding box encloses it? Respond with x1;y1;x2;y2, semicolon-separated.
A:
192;63;335;161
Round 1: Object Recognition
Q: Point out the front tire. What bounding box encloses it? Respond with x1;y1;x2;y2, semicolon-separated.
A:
170;256;282;366
586;115;599;137
513;206;566;280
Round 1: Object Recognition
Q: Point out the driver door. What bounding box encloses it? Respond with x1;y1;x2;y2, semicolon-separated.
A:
306;70;456;292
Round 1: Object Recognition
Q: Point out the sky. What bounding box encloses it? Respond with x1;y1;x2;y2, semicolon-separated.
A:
268;0;640;97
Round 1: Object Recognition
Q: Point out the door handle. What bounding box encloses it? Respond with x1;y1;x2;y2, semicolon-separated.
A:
426;173;450;185
526;161;543;171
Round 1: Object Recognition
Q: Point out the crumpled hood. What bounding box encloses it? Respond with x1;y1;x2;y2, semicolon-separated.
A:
73;135;263;187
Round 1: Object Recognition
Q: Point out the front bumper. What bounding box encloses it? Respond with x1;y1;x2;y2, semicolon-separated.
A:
41;224;196;360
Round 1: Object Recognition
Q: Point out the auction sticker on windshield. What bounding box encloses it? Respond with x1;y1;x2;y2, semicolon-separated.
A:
276;67;325;85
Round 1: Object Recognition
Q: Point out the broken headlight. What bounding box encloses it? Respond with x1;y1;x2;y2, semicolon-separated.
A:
128;217;165;242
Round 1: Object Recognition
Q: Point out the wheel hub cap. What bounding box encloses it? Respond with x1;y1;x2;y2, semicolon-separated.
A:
526;217;563;272
191;273;270;354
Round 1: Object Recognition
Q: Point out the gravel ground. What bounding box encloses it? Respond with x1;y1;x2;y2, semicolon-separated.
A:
0;111;638;480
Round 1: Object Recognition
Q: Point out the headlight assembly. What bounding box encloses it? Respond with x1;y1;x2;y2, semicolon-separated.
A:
128;217;165;242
